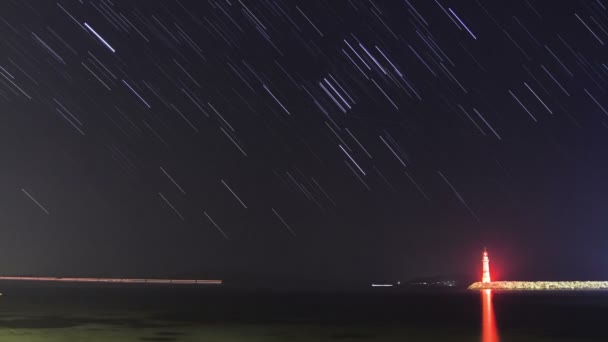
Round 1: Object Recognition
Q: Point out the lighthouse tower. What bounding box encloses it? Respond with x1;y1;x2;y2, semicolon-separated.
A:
482;247;491;283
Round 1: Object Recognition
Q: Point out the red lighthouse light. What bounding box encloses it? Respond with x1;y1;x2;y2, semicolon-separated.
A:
482;248;491;283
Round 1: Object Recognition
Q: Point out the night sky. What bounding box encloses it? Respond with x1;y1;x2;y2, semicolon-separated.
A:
1;0;608;287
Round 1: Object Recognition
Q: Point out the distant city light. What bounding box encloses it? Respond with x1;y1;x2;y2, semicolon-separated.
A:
0;276;222;285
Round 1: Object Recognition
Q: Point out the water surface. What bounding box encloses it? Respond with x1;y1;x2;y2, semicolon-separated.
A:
0;284;605;341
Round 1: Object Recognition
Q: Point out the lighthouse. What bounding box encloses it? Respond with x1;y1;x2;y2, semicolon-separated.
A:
482;247;491;283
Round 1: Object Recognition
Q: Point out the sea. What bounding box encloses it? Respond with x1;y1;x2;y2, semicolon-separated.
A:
0;282;606;341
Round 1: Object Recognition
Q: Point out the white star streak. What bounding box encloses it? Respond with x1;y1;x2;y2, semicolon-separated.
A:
220;127;247;157
271;208;296;237
437;171;479;222
325;122;350;148
339;144;365;175
448;8;477;40
84;22;116;53
88;52;117;79
57;3;86;31
584;88;608;116
122;80;151;108
370;78;398;109
540;65;570;96
435;0;462;30
508;90;537;122
404;170;430;200
209;102;235;131
458;105;486;136
472;108;501;140
53;98;82;126
21;189;49;215
375;46;403;77
311;177;336;206
324;78;351;109
380;136;407;167
0;69;31;99
408;44;437;77
574;13;604;45
56;108;85;135
319;81;347;113
82;62;111;91
545;44;574;77
32;33;66;64
329;73;355;104
263;84;290;115
160;167;186;195
345;128;372;159
171;104;198;133
345;161;370;190
204;211;229;240
524;82;552;114
181;89;209;117
295;6;323;37
158;192;184;220
344;40;371;70
359;43;387;75
221;179;248;209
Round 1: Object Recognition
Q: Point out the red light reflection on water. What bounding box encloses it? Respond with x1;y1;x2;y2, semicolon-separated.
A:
482;289;499;342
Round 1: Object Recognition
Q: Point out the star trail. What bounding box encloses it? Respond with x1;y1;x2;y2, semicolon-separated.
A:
1;0;608;285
